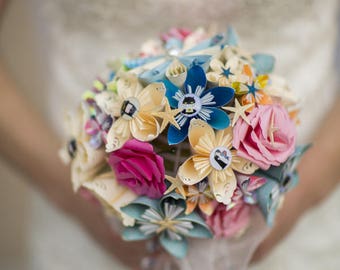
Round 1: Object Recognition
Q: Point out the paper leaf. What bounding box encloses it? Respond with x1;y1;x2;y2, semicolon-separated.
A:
121;196;160;221
252;53;275;74
122;226;150;241
256;178;280;226
159;232;188;259
226;26;238;46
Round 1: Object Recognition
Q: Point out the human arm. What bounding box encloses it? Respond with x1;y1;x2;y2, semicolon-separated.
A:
252;95;340;261
0;62;148;269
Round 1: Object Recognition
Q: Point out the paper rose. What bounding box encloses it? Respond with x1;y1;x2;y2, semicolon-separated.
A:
233;104;297;170
178;119;258;205
206;202;251;238
108;139;166;199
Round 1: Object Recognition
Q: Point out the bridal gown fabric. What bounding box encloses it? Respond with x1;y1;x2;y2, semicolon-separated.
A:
0;0;340;269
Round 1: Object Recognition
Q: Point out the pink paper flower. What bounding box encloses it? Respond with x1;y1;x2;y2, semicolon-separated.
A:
233;104;296;170
108;139;166;199
206;203;251;238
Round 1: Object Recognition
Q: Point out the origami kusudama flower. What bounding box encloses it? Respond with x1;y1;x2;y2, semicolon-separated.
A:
108;139;166;199
121;193;212;258
233;104;297;170
95;74;165;152
206;202;251;238
184;181;215;216
164;65;234;145
178;119;258;205
82;172;137;226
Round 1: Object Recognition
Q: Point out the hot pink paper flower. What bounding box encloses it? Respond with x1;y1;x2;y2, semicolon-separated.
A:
233;104;296;170
108;139;166;199
206;203;251;238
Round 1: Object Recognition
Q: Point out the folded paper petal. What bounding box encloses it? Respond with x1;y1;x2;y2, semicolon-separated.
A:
188;119;215;152
82;172;137;226
168;119;190;145
106;118;131;152
130;112;160;142
159;232;188;259
138;83;166;112
209;170;237;205
179;156;211;185
122;226;150;241
205;86;235;107
205;107;230;130
184;65;207;92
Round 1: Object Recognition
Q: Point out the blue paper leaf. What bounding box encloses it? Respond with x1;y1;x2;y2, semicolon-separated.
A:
256;178;280;226
159;232;188;259
184;65;207;93
226;26;239;46
204;107;230;130
252;53;275;74
184;223;213;239
204;86;235;106
122;226;150;241
139;60;171;83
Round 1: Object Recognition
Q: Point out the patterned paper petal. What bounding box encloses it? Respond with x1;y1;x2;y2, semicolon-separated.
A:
205;86;235;106
164;79;181;108
159;232;188;259
82;172;137;226
139;60;171;84
138;83;166;112
209;170;237;205
184;65;207;93
105;118;131;152
122;225;151;241
179;156;211;185
231;151;259;174
178;55;212;72
188;119;215;153
168;119;190;145
205;107;231;130
226;26;239;46
130;112;160;142
185;200;198;215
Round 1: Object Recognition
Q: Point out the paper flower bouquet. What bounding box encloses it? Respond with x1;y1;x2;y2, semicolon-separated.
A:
60;27;309;259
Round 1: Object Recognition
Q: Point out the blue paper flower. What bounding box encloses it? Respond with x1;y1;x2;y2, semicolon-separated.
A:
164;65;234;145
121;192;212;258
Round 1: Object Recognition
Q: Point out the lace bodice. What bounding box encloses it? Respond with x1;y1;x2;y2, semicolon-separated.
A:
27;0;339;142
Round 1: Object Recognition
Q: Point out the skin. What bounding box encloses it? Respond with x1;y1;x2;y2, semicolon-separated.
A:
0;1;339;269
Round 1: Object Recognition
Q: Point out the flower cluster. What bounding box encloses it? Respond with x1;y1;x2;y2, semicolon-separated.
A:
61;27;308;258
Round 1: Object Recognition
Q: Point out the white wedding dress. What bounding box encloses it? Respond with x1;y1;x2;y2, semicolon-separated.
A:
0;0;339;269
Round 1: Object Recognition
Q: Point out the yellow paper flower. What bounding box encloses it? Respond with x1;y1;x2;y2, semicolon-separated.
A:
178;119;258;205
95;74;166;152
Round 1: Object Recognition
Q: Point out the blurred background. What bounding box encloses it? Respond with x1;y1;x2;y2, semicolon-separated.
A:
1;0;340;269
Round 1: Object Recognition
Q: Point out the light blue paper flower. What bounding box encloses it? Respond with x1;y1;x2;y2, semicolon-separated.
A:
121;192;212;258
255;144;311;225
164;65;234;145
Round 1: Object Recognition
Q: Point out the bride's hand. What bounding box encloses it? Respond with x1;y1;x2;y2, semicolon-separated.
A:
252;97;340;263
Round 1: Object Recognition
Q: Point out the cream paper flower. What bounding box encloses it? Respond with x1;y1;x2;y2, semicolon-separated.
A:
95;74;166;152
82;172;137;226
178;119;258;205
61;106;107;192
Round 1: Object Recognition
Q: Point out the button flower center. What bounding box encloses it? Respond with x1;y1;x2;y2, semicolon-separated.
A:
120;97;140;120
209;147;233;171
178;93;202;117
